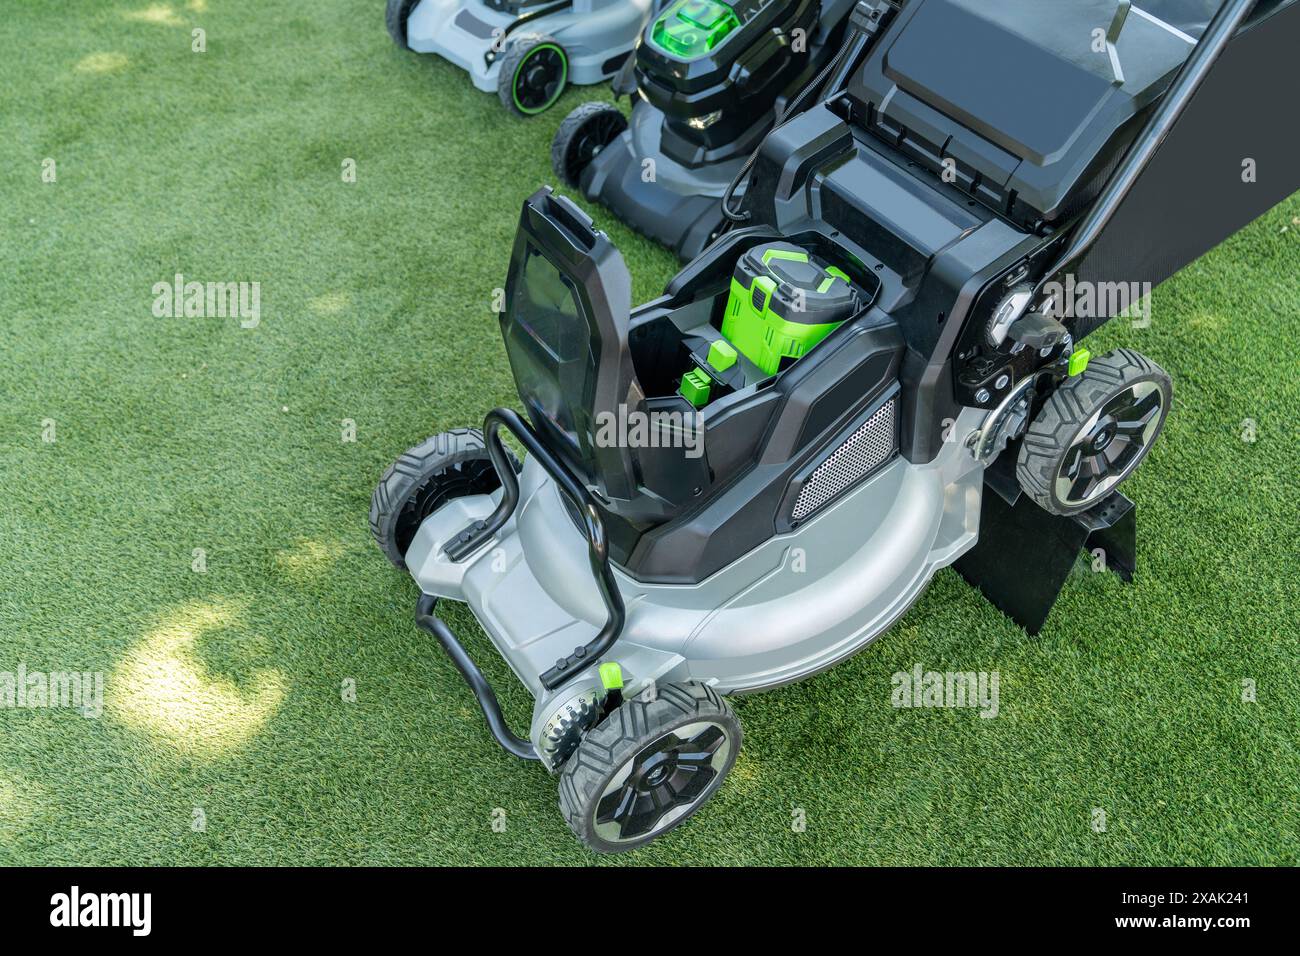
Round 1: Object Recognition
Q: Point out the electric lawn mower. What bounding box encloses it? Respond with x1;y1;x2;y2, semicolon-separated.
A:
372;0;1299;852
386;0;658;116
552;0;858;258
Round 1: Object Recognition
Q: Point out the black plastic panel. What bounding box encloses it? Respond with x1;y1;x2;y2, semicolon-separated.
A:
1073;0;1300;335
625;308;904;583
847;0;1228;223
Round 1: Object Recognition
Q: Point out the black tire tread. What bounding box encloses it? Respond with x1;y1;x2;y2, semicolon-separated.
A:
369;428;517;569
1016;348;1170;515
497;35;566;117
551;101;627;187
558;681;739;853
385;0;418;49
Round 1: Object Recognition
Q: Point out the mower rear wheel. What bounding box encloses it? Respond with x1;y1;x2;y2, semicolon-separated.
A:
559;682;740;854
552;102;628;187
1017;348;1172;515
369;428;519;570
498;36;568;117
385;0;418;49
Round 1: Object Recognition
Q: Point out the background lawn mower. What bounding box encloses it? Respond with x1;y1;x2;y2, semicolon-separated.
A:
551;0;858;258
372;0;1299;852
386;0;658;116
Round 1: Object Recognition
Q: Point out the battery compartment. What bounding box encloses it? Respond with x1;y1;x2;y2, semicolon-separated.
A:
627;231;881;412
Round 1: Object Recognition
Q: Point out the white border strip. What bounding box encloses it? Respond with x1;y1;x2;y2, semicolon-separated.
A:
1131;5;1198;43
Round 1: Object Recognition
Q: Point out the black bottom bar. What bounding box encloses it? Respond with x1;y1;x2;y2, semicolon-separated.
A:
7;866;1285;937
441;407;626;692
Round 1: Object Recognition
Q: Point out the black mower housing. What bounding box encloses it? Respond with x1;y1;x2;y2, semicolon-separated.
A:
637;0;821;160
567;0;857;260
521;0;1298;583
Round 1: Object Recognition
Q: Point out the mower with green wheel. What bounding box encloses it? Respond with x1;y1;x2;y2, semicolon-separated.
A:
386;0;658;117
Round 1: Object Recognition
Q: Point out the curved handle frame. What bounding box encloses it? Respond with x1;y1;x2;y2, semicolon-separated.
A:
442;407;627;692
415;594;539;761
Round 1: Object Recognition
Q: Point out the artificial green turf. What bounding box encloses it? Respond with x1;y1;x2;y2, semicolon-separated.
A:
1;0;1297;866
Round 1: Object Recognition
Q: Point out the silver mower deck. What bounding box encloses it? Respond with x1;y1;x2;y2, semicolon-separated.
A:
406;407;988;765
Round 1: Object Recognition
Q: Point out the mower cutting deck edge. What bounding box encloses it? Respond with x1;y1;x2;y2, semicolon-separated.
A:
373;0;1299;852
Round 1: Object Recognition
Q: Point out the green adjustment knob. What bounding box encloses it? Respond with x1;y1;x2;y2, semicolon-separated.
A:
707;339;738;372
599;662;624;691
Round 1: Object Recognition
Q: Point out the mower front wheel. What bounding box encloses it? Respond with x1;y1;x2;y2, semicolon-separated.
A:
1017;348;1172;515
559;682;740;853
385;0;418;49
498;36;568;117
369;428;519;570
552;102;628;187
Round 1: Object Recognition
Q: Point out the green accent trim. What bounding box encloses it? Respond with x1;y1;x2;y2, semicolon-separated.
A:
1068;347;1091;377
511;43;568;115
707;339;737;372
762;247;811;266
817;268;850;293
599;662;624;691
649;0;740;60
679;368;712;408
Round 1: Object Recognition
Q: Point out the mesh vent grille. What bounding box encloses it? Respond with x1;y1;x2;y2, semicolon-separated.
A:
791;398;897;521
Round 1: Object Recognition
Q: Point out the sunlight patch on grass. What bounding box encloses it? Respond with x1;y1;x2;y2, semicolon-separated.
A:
274;538;346;580
123;4;185;27
724;757;764;797
74;52;131;75
309;290;351;315
1185;309;1227;332
108;599;286;759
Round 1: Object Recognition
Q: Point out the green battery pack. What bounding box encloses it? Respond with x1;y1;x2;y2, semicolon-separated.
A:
720;242;859;376
650;0;742;60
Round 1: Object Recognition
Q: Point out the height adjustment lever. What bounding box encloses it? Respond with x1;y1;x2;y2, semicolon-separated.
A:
1007;310;1069;350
